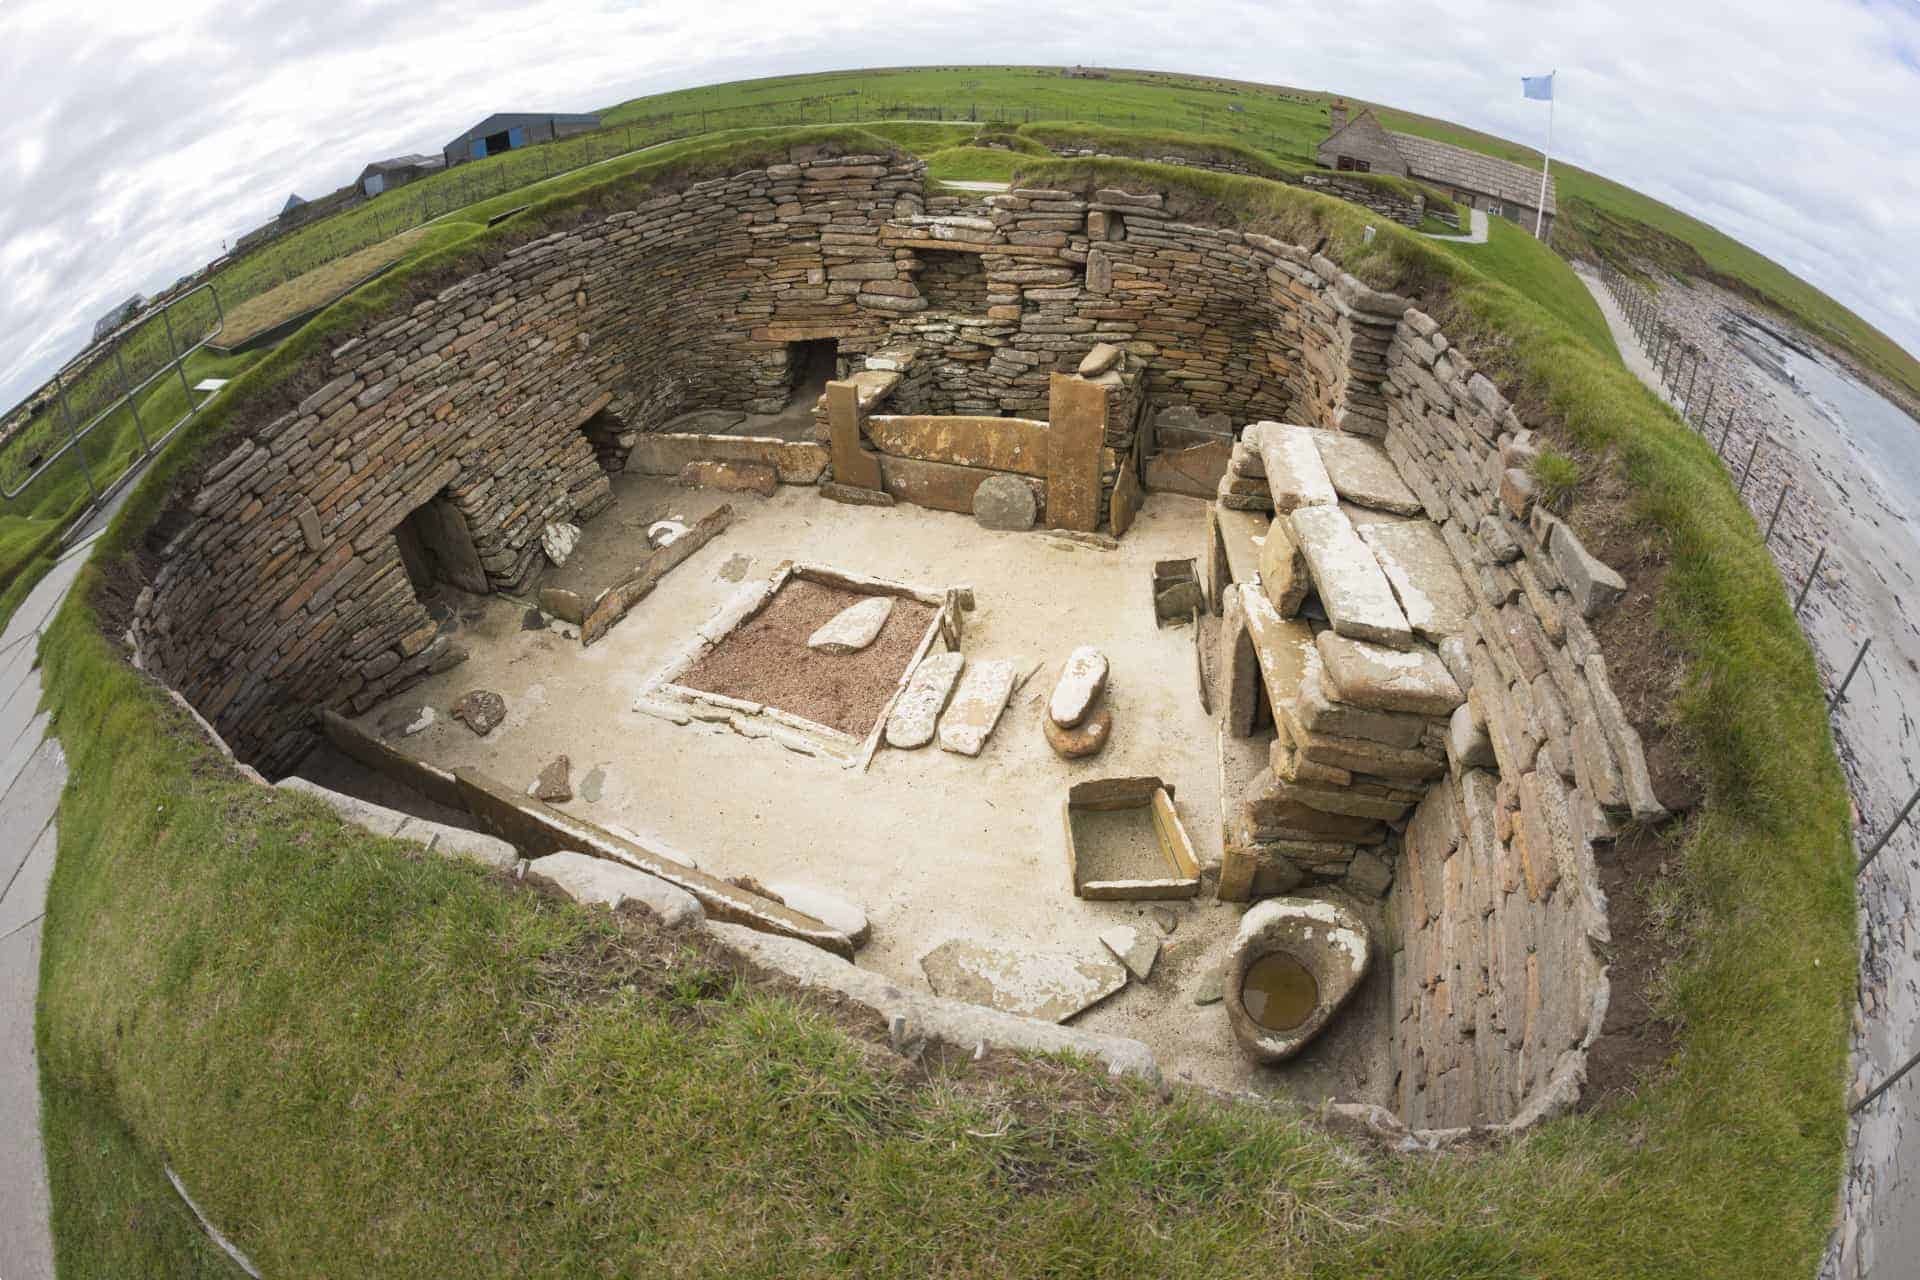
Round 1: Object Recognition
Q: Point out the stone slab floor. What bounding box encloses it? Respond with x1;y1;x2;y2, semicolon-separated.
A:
339;475;1395;1103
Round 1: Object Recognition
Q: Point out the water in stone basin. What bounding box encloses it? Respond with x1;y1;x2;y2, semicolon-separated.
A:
1241;951;1319;1031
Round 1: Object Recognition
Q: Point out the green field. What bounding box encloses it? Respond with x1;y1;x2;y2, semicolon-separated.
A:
19;125;1853;1278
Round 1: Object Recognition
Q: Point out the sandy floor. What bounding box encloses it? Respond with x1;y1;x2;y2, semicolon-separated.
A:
335;474;1396;1104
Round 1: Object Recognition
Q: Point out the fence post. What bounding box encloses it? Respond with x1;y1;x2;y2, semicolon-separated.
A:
1738;434;1762;494
1698;376;1717;428
1719;412;1736;456
1764;482;1792;544
57;386;99;502
161;304;193;403
1831;637;1872;708
1794;546;1827;614
113;345;152;453
1859;782;1920;875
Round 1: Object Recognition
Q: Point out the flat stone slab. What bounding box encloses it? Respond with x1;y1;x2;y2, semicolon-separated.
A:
525;851;704;928
1349;509;1475;640
766;881;871;949
1078;342;1122;376
1315;630;1464;716
1252;422;1338;513
920;938;1128;1022
886;651;965;749
451;689;506;736
1049;646;1109;727
1289;505;1414;649
1259;514;1309;615
1313;432;1423;515
1099;923;1161;982
808;596;893;654
542;521;580;566
938;658;1020;756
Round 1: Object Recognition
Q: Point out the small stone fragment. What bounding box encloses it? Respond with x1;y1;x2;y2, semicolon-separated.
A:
1043;703;1113;758
886;651;965;749
539;587;585;625
451;689;506;736
580;765;606;803
402;707;434;737
542;521;580;567
1078;342;1122;376
532;755;572;802
1193;969;1224;1005
1048;646;1110;727
1150;906;1178;935
1345;849;1394;897
1099;923;1161;982
808;596;894;654
973;473;1038;531
938;658;1020;756
647;520;688;547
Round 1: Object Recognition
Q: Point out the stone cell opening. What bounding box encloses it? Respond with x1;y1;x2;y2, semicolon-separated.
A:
916;249;989;314
395;492;487;599
128;146;1645;1129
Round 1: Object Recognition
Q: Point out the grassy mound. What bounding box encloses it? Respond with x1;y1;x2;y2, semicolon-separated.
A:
32;140;1853;1278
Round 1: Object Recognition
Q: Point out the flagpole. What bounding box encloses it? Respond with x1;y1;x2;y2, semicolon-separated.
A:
1534;71;1555;240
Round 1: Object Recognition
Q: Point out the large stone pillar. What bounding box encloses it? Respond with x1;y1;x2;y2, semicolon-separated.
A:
1046;372;1106;532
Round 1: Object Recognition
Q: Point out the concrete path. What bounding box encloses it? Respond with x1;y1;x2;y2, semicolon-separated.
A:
0;530;98;1280
1421;207;1489;244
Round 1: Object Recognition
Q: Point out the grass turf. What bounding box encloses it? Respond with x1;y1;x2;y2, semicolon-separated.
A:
212;227;431;350
29;137;1854;1277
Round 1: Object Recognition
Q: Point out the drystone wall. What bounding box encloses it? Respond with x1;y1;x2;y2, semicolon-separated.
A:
131;150;924;775
1376;305;1663;1129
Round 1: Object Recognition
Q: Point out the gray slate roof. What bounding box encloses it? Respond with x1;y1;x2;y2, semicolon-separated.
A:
445;111;602;149
1387;132;1556;214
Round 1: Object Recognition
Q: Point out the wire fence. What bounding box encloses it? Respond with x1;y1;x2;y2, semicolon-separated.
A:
1597;261;1920;1109
0;285;225;523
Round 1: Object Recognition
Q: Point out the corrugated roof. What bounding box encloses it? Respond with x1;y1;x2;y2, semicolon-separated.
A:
1387;132;1556;214
445;111;602;150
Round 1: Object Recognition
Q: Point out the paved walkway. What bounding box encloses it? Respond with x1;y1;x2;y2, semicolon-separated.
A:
0;530;99;1280
1420;207;1489;244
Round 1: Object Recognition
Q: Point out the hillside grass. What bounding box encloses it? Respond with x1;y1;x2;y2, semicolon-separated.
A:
1429;215;1619;360
31;139;1855;1277
213;227;431;350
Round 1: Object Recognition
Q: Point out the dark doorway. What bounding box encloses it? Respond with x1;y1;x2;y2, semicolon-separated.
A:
579;405;633;474
786;338;838;409
395;493;489;599
483;130;513;157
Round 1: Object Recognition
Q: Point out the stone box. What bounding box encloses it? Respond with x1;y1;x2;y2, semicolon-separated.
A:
1064;775;1201;900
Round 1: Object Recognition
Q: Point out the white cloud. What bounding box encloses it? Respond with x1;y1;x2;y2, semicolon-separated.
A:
2;0;1918;409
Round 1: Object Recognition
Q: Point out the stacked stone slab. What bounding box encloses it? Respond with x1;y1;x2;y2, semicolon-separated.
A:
1042;144;1427;227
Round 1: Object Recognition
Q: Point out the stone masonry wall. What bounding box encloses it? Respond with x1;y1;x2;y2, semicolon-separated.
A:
131;150;925;776
1377;306;1664;1130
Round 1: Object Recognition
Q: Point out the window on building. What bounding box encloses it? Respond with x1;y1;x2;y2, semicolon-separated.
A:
1353;159;1371;173
1336;156;1356;171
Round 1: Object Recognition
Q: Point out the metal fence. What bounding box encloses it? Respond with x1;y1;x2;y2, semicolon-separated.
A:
1596;260;1920;1107
1;283;225;527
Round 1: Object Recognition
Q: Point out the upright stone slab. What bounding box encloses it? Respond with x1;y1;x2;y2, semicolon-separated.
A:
1314;630;1464;716
1254;422;1339;513
1046;372;1106;532
1289;505;1414;649
1313;432;1423;515
1259;515;1310;615
886;652;965;749
826;380;883;491
938;658;1020;756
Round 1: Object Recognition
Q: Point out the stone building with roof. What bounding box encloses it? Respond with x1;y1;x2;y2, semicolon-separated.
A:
1317;102;1556;238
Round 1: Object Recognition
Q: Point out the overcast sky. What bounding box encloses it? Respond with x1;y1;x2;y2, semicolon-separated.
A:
3;0;1918;412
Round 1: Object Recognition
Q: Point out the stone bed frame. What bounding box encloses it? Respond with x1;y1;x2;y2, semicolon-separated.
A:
123;138;1659;1139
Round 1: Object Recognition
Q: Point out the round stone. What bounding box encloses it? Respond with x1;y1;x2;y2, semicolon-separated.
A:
973;474;1038;531
1043;703;1112;759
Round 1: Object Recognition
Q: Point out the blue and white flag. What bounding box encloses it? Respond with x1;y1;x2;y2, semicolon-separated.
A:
1522;73;1554;101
